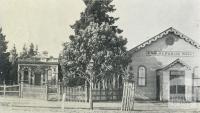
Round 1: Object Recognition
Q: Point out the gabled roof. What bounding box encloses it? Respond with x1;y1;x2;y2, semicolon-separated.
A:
158;59;191;71
129;27;200;53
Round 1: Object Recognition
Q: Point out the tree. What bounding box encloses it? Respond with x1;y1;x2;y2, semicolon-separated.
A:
28;43;35;57
20;44;28;58
61;0;131;109
0;28;10;84
9;44;18;65
20;43;37;58
35;45;39;56
9;44;18;84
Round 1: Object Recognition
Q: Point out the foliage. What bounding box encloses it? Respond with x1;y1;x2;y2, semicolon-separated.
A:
61;0;131;86
28;43;35;57
20;43;38;58
20;44;28;58
9;44;18;64
8;44;18;84
0;28;10;84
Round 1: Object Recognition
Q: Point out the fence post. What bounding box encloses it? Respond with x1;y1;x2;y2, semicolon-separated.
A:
61;93;66;110
20;81;23;98
46;83;48;101
3;83;6;97
57;83;61;101
121;78;135;111
21;81;24;98
85;81;88;102
18;84;21;97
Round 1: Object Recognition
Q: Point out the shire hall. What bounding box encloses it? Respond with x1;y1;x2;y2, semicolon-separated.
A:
128;27;200;102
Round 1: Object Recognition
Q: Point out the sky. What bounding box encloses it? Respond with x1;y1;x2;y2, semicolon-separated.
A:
0;0;200;57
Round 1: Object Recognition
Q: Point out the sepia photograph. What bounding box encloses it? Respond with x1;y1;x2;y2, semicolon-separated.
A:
0;0;200;113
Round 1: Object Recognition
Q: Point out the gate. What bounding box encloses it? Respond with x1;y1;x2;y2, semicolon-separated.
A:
47;84;60;101
121;81;135;111
22;84;46;99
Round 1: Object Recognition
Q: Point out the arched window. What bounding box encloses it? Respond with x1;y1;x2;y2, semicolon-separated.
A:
138;66;146;86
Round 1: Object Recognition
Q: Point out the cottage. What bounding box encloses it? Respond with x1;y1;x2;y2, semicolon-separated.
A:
128;27;200;102
18;53;59;86
17;52;59;99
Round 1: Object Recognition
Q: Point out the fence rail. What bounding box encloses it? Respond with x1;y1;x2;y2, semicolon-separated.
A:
62;85;87;102
60;84;122;102
0;84;20;97
0;83;123;102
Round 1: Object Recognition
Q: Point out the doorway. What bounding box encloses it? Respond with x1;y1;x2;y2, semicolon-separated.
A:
169;70;185;102
35;73;41;85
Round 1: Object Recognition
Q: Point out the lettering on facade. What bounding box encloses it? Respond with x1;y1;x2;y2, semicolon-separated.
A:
146;51;194;57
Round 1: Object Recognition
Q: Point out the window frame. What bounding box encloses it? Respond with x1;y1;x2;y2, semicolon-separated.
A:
170;70;185;94
137;65;147;86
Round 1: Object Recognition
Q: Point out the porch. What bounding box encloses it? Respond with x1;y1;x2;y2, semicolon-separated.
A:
157;59;200;102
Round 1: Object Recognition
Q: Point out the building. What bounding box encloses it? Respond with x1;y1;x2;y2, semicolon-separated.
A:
128;27;200;102
18;52;59;86
17;52;59;99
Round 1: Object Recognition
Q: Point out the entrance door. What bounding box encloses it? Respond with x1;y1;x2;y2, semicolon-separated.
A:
35;73;41;85
170;70;185;102
24;69;29;84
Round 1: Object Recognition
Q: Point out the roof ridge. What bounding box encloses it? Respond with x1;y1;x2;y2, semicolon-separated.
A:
159;58;191;71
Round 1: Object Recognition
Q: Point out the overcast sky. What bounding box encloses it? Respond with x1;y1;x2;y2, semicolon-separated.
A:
0;0;200;57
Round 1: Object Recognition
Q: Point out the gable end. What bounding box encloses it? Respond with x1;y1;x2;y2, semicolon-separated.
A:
129;27;200;54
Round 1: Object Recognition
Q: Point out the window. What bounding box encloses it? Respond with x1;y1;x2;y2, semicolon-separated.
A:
48;70;52;81
170;86;176;94
177;85;185;94
170;70;185;94
194;67;200;78
193;67;200;86
138;66;146;86
170;85;185;94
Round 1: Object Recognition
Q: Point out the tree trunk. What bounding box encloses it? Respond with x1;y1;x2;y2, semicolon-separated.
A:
89;80;93;110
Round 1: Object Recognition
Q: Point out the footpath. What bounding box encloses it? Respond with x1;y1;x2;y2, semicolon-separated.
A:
0;96;200;113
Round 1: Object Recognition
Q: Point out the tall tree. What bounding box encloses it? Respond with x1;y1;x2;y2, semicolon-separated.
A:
9;44;18;64
0;28;10;84
9;44;18;84
61;0;131;109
